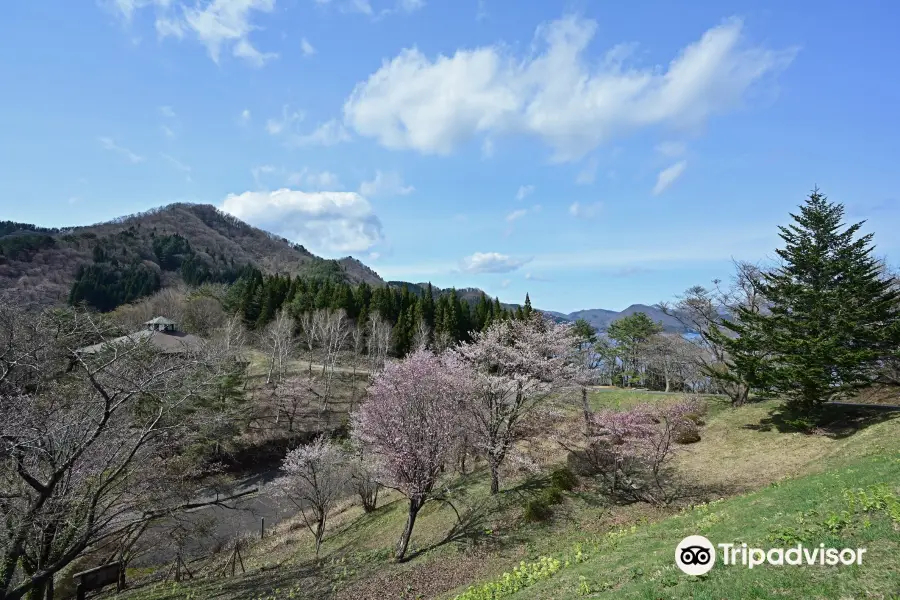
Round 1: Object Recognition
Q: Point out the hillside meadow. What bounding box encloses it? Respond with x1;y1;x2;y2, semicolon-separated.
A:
107;389;900;600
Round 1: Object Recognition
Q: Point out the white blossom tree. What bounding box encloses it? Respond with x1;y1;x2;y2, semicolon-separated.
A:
454;313;576;494
275;436;347;557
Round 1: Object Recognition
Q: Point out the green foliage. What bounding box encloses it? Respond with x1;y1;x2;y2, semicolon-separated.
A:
68;261;161;312
0;232;56;261
722;189;900;414
453;556;563;599
550;467;578;491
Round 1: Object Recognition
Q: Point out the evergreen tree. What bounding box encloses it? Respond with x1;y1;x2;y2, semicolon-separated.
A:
722;189;900;414
523;293;533;319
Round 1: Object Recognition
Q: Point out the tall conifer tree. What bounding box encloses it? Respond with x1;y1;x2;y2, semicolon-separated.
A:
723;189;900;413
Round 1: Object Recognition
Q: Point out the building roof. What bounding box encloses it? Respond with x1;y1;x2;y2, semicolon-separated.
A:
144;316;177;325
77;329;204;355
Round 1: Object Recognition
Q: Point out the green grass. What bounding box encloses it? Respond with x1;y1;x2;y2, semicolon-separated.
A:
453;450;900;599
113;394;900;600
586;388;726;412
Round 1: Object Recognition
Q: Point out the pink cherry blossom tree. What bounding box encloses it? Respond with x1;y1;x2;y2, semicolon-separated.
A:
586;397;705;505
453;313;577;494
350;349;467;561
275;436;347;557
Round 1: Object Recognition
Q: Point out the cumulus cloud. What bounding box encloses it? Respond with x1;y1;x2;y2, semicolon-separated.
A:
359;170;413;197
652;160;687;195
301;37;316;57
515;184;534;200
569;201;602;219
461;252;531;274
112;0;278;66
343;16;795;160
98;137;144;163
220;188;383;254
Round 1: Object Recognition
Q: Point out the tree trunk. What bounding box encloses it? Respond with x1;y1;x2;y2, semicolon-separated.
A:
395;498;423;561
664;366;671;393
489;461;500;495
581;386;592;435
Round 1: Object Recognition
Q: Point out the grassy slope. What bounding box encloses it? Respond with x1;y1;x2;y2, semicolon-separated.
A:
114;391;900;600
469;452;899;599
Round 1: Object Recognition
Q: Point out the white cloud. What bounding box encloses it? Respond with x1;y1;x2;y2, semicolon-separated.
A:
266;105;305;135
499;278;511;289
159;105;176;118
98;137;144;163
107;0;172;22
569;201;602;219
287;168;344;190
344;0;373;15
288;119;351;147
359;170;413;197
220;188;384;254
515;184;534;200
233;37;278;67
343;16;795;160
114;0;278;67
656;140;687;157
505;209;528;222
461;252;531;274
524;272;552;282
476;0;487;21
240;108;251;123
301;37;316;56
396;0;424;12
652;160;687;195
481;137;495;158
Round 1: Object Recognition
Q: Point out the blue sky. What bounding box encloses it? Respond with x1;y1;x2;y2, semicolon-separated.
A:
2;0;899;313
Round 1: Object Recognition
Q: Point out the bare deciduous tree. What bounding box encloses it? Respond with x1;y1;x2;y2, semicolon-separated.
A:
315;310;350;411
365;312;392;375
0;302;238;600
297;312;318;374
262;309;294;385
658;261;766;405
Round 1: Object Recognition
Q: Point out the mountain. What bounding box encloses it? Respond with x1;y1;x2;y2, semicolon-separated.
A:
0;203;385;306
553;304;688;333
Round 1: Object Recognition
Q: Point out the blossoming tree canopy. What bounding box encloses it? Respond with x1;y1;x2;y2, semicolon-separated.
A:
350;349;469;560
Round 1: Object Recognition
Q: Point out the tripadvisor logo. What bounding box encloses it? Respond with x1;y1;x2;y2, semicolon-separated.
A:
675;536;867;575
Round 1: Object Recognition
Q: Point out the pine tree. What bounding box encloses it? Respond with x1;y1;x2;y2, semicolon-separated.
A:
723;189;900;414
523;293;533;319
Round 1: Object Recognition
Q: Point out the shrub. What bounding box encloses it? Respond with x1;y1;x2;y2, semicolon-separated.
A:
542;486;563;505
550;467;578;491
524;498;553;522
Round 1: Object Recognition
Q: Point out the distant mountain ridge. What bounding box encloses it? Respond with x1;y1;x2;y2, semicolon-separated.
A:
3;203;698;327
546;304;688;333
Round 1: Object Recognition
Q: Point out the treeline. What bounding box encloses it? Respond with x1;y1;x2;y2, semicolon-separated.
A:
69;231;251;311
223;268;526;354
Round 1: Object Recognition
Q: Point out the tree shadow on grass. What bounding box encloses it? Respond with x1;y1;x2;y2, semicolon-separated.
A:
742;403;898;438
